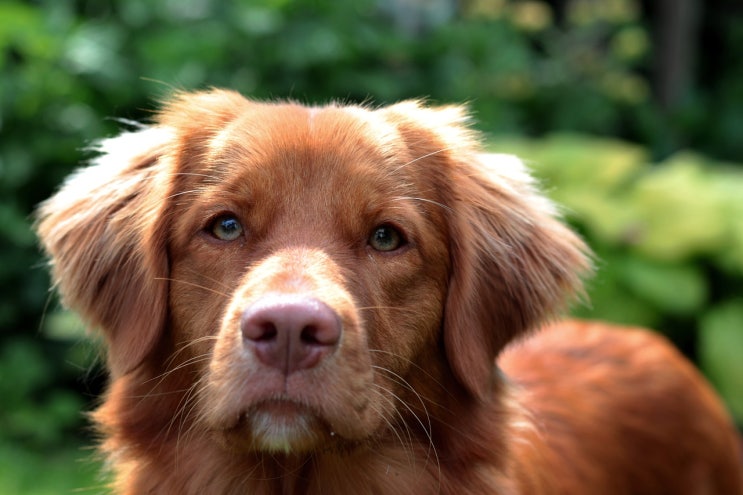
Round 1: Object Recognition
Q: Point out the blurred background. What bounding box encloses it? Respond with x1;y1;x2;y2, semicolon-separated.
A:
2;0;742;492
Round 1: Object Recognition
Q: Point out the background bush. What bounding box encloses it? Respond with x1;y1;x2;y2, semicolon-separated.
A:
2;0;742;492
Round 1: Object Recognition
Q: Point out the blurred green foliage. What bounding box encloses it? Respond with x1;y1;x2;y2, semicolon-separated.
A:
490;135;743;420
1;0;742;492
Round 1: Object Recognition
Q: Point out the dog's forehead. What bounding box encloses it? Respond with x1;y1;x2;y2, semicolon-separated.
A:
196;103;415;196
212;103;402;161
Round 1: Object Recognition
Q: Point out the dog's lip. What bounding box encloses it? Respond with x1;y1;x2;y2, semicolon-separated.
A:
211;397;361;454
252;398;308;418
235;398;324;428
216;400;306;430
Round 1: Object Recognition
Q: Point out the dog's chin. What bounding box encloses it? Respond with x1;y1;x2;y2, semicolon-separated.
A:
214;400;340;455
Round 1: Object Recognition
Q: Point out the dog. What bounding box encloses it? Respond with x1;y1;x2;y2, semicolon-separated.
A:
36;90;743;494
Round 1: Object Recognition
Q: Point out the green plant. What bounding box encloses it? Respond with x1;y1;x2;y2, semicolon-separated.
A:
491;134;743;422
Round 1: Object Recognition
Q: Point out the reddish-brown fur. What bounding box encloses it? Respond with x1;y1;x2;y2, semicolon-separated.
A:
36;90;742;494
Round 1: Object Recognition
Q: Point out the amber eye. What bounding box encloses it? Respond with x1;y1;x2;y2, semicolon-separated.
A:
209;215;243;241
369;224;406;252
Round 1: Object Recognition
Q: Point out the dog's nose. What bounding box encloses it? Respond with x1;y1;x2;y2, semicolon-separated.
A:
241;295;341;374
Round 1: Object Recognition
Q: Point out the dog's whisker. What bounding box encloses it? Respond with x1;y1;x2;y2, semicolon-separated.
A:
123;387;194;399
129;351;213;411
174;377;210;456
156;354;212;383
144;346;215;386
181;267;235;292
372;386;415;450
236;462;265;485
161;335;220;369
165;189;203;201
370;366;435;439
154;277;231;298
158;335;219;369
369;349;457;403
355;305;420;314
384;195;453;213
366;387;417;467
166;172;223;182
369;382;441;481
392;147;455;174
370;365;442;480
168;382;198;443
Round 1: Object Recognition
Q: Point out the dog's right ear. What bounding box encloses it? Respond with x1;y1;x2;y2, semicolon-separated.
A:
36;89;249;377
36;128;174;377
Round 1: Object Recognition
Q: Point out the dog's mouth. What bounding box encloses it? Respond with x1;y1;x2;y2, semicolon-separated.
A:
253;399;309;419
215;399;340;454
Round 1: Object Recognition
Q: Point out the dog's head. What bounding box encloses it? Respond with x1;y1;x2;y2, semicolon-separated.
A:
37;90;589;454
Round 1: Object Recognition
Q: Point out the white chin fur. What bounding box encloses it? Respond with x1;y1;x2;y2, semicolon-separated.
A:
250;410;316;453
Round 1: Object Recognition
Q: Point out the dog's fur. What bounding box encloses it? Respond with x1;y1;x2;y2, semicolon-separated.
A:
37;90;743;494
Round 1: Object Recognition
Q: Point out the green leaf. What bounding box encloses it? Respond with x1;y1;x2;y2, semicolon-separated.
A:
42;309;88;341
628;155;728;261
699;301;743;424
571;252;661;328
618;257;707;316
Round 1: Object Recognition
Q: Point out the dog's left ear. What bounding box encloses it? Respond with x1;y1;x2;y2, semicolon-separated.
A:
383;102;591;400
443;152;591;399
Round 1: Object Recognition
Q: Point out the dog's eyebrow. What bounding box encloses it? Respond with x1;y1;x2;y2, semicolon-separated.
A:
386;196;453;213
398;147;455;170
167;172;222;181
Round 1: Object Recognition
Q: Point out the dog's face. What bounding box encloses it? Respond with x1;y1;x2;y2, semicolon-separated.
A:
36;91;588;456
167;102;452;453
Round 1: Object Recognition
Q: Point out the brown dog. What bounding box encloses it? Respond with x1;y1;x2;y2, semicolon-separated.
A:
37;90;742;494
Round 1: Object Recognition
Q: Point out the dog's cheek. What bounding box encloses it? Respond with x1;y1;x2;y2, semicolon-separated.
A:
360;250;448;374
167;246;240;361
200;301;251;428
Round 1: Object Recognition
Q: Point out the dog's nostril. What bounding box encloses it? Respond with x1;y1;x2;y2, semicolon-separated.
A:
242;318;278;342
300;325;319;345
240;295;341;374
299;323;339;346
257;322;278;342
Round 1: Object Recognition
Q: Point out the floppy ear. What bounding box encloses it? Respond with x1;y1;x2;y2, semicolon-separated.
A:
383;101;590;399
36;127;174;377
36;89;250;377
444;152;590;399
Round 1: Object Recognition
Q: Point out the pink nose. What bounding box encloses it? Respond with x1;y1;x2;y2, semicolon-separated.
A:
241;295;341;375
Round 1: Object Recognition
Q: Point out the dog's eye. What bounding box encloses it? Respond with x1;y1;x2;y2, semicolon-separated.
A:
209;215;243;241
369;224;405;252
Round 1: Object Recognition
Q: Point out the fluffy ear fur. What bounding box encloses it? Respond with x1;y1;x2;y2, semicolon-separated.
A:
383;101;591;399
444;152;590;399
36;128;174;377
36;89;248;377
